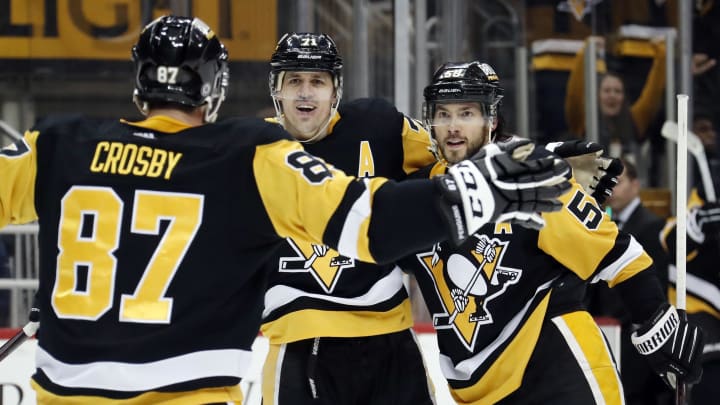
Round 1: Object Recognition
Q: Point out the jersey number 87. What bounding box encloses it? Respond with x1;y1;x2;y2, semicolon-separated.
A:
52;186;203;324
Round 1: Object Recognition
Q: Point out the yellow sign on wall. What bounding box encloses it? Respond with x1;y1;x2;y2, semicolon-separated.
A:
0;0;277;61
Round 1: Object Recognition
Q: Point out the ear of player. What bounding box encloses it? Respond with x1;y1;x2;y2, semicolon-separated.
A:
630;303;704;389
435;139;571;244
544;139;623;205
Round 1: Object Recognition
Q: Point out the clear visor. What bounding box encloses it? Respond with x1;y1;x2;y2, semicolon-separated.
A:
426;104;488;128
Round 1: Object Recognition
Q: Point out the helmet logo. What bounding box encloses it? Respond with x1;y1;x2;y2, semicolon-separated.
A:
478;63;499;81
438;68;466;79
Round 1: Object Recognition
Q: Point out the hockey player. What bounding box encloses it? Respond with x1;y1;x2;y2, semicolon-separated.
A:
661;132;720;404
0;18;572;404
260;32;439;404
399;60;704;404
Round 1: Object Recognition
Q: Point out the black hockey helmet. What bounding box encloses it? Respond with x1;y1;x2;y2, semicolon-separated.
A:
268;32;343;97
132;15;229;123
422;61;504;129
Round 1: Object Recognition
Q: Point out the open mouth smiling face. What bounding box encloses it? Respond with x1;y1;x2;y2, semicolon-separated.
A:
278;71;336;140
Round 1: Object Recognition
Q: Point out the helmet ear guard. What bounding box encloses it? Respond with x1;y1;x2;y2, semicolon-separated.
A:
132;15;229;123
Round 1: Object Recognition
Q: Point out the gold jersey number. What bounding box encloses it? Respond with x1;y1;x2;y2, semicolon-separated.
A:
52;186;203;324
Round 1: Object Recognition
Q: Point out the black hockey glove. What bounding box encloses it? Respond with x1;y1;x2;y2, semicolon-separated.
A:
545;140;622;205
631;303;704;389
687;202;720;243
435;140;571;244
590;157;623;205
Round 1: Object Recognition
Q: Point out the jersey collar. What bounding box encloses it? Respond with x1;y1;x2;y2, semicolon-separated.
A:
120;115;193;134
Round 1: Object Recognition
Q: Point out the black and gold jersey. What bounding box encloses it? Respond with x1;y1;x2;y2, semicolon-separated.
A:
261;98;435;343
400;149;653;403
663;189;720;351
0;113;446;403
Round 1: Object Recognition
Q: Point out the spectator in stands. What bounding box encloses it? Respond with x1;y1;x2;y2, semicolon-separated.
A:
565;36;666;166
587;158;672;405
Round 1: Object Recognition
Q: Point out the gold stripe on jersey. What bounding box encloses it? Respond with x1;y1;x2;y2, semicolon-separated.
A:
0;130;39;227
669;287;720;318
614;38;658;58
539;183;619;280
254;139;388;264
31;380;243;405
531;54;577;71
531;54;607;72
400;116;434;175
120;115;193;133
551;312;624;405
261;298;414;343
451;293;550;405
688;188;703;208
659;218;699;260
603;237;653;287
262;343;283;405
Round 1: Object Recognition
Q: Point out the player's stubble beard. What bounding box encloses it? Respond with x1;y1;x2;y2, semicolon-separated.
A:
442;124;491;165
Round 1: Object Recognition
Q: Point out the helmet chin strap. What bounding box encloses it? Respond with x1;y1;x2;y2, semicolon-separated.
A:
298;105;337;143
133;90;150;117
486;117;496;144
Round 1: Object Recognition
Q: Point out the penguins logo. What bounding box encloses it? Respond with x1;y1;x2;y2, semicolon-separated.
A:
278;239;355;293
418;234;521;350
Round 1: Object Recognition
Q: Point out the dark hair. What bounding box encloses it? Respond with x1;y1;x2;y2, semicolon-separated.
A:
492;111;512;142
598;72;638;155
620;157;638;180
